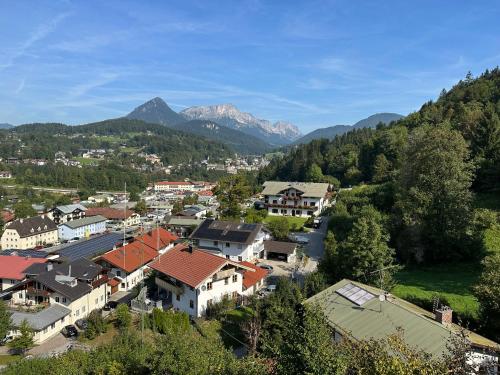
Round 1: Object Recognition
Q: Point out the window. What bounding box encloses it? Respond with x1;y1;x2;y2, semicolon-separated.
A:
207;299;213;307
307;211;314;216
232;291;238;299
207;282;213;290
75;309;80;317
310;202;316;207
272;209;278;214
213;241;218;246
226;255;230;259
296;210;301;215
272;199;277;204
18;293;22;298
116;270;121;277
224;278;229;285
10;279;15;284
232;274;237;283
62;297;67;303
121;283;125;288
82;306;86;313
225;242;230;248
55;296;60;303
176;294;180;301
95;298;98;305
51;323;55;330
189;300;194;309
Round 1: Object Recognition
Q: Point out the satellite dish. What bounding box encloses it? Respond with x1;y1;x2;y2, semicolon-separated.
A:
201;285;206;291
378;294;385;302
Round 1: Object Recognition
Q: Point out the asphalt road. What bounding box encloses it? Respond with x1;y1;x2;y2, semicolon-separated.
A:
291;216;329;274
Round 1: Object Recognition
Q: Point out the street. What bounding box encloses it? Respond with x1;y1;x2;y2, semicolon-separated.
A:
292;215;329;273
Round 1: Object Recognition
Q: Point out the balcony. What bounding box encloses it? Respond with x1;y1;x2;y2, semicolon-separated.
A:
212;269;234;281
155;277;184;295
26;287;50;297
265;203;309;209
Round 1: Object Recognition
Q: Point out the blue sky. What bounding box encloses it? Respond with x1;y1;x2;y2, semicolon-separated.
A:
0;0;499;133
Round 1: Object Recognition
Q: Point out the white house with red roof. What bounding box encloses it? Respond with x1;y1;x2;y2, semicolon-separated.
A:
149;244;253;317
0;255;47;291
239;261;268;296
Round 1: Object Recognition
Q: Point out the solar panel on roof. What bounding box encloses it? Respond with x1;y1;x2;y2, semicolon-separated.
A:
58;232;123;261
0;249;49;258
336;283;375;306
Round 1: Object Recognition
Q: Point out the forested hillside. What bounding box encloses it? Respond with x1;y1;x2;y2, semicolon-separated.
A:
2;118;233;164
260;68;500;341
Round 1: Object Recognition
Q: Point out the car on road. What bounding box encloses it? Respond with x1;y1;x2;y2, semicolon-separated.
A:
103;301;119;311
313;217;323;228
289;234;309;244
258;284;277;297
61;325;78;338
75;319;88;330
256;263;274;272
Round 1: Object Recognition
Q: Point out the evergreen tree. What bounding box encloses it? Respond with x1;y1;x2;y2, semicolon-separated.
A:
0;300;12;341
8;319;34;355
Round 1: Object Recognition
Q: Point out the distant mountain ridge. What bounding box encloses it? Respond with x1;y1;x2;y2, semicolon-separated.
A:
180;103;301;145
172;119;272;155
293;113;404;144
126;97;185;126
0;123;14;129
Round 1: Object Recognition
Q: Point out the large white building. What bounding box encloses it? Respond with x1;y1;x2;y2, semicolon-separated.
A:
190;219;267;261
1;215;58;250
49;204;87;225
149;244;254;317
58;215;107;241
262;181;330;217
154;181;196;192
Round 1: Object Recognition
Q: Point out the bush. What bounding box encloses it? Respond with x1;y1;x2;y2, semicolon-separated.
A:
85;309;108;339
146;308;190;335
115;304;131;330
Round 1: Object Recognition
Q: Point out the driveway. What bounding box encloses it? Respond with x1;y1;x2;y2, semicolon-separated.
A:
291;216;330;275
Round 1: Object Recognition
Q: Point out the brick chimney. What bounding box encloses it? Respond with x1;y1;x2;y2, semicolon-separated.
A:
435;306;453;324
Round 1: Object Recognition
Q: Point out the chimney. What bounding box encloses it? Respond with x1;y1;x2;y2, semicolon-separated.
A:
435;306;453;324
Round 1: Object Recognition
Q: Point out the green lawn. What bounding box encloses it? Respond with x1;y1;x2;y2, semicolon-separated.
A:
75;156;101;165
393;263;481;321
0;354;21;365
219;307;253;348
263;216;308;230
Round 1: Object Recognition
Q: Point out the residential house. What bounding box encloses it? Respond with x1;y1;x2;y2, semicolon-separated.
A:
49;204;87;225
97;240;158;293
179;205;207;219
190;219;267;261
262;181;330;217
55;232;124;262
164;216;204;238
239;261;267;296
305;279;499;373
0;255;47;291
1;215;58;250
263;241;298;263
154;181;196;192
6;258;109;343
58;215;107;241
149;244;252;317
87;194;114;204
86;207;140;228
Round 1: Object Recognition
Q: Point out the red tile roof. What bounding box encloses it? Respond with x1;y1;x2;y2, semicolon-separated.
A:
240;261;268;289
0;256;47;280
149;244;231;288
1;210;14;223
197;190;213;196
135;228;178;251
86;207;135;220
99;241;158;273
108;278;120;287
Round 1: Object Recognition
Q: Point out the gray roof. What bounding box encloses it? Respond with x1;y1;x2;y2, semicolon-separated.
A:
190;219;263;245
165;216;203;226
5;216;57;238
262;181;329;198
53;204;87;214
264;240;297;255
59;215;107;229
305;279;500;356
11;304;71;330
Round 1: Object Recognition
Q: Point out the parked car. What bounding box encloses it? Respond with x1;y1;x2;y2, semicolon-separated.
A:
0;335;14;346
75;319;88;330
258;284;277;297
103;301;118;311
256;263;274;272
61;325;78;338
313;217;322;229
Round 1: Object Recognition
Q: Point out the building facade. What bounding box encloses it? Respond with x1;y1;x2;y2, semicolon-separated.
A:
262;181;330;217
1;215;58;250
58;215;107;241
154;181;196;192
190;219;267;261
49;204;87;225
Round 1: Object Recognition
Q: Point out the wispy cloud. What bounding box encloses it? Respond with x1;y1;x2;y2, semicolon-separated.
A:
14;78;26;94
51;32;126;53
67;73;119;98
0;12;71;70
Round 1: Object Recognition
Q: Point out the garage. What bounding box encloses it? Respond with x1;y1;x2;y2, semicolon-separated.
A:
264;241;297;263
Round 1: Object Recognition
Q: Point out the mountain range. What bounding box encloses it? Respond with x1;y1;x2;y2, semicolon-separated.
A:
0;123;14;129
293;113;404;144
127;98;301;146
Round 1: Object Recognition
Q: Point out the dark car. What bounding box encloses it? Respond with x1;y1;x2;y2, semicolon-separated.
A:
61;325;78;338
256;263;274;272
75;319;88;330
103;301;118;311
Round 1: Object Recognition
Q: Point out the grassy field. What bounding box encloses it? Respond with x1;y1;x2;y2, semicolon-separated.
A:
393;262;481;320
0;354;21;365
263;216;308;230
75;156;101;165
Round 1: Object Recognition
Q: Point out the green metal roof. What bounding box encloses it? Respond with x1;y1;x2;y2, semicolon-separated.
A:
305;279;499;357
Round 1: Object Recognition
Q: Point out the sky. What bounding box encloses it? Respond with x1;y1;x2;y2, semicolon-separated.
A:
0;0;499;133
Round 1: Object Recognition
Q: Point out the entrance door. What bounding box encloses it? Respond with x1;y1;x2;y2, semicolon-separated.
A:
292;209;296;216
